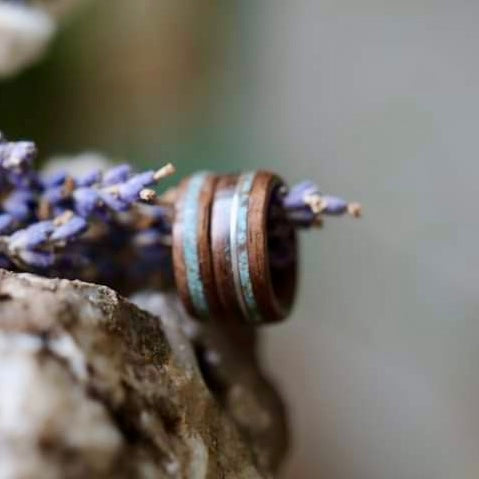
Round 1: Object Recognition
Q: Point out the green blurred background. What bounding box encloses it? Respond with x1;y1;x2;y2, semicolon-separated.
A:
2;1;479;478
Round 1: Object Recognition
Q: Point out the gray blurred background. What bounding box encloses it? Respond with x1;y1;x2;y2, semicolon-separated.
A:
1;1;478;478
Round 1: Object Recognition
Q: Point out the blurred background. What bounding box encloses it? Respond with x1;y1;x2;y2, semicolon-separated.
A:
1;1;479;478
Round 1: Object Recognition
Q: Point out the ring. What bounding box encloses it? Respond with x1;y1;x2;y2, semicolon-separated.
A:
173;170;297;324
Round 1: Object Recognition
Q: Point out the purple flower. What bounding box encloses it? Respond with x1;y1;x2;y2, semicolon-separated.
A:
77;169;102;187
282;181;322;210
282;180;361;227
117;171;155;202
0;135;180;282
2;190;34;221
321;195;348;215
42;185;67;205
73;188;101;217
103;164;131;186
18;250;56;269
42;170;68;188
50;215;88;242
98;190;129;212
8;221;54;251
284;208;317;227
0;214;13;233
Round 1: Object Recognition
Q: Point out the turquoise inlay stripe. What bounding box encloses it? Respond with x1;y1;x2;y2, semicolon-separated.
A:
234;172;261;322
182;172;209;317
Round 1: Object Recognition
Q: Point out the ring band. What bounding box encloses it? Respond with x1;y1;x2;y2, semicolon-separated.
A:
173;171;297;324
173;172;218;319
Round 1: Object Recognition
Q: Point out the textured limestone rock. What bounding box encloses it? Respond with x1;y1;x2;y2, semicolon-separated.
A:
0;270;288;478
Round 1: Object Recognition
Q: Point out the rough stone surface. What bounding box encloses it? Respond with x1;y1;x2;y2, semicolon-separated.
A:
0;269;288;479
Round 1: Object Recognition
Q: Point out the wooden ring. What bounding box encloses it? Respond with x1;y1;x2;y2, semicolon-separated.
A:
235;171;297;323
173;170;297;324
172;172;218;319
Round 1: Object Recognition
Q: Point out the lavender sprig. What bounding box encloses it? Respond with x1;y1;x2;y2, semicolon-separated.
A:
0;138;38;188
0;212;88;269
38;162;175;219
0;135;176;275
281;181;361;228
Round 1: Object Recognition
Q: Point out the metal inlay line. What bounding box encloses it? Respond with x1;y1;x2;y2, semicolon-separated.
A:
230;172;260;322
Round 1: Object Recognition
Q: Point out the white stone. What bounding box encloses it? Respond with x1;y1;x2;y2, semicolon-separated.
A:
0;4;55;77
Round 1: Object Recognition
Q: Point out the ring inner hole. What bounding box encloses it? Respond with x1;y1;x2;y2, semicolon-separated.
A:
267;185;297;311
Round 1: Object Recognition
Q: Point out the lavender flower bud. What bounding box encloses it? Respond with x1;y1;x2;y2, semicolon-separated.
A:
103;164;131;186
43;185;67;205
41;170;68;188
18;250;56;269
117;171;156;203
282;179;361;227
8;221;53;251
0;214;13;233
73;188;101;217
15;221;54;249
76;169;102;187
284;208;317;228
50;215;88;242
98;191;129;212
2;190;34;221
282;180;322;210
321;195;348;215
117;182;144;203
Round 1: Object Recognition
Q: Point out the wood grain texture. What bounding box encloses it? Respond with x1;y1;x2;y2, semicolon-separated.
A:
247;172;297;323
196;174;221;316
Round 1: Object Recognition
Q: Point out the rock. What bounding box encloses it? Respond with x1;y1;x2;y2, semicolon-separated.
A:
0;269;288;478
